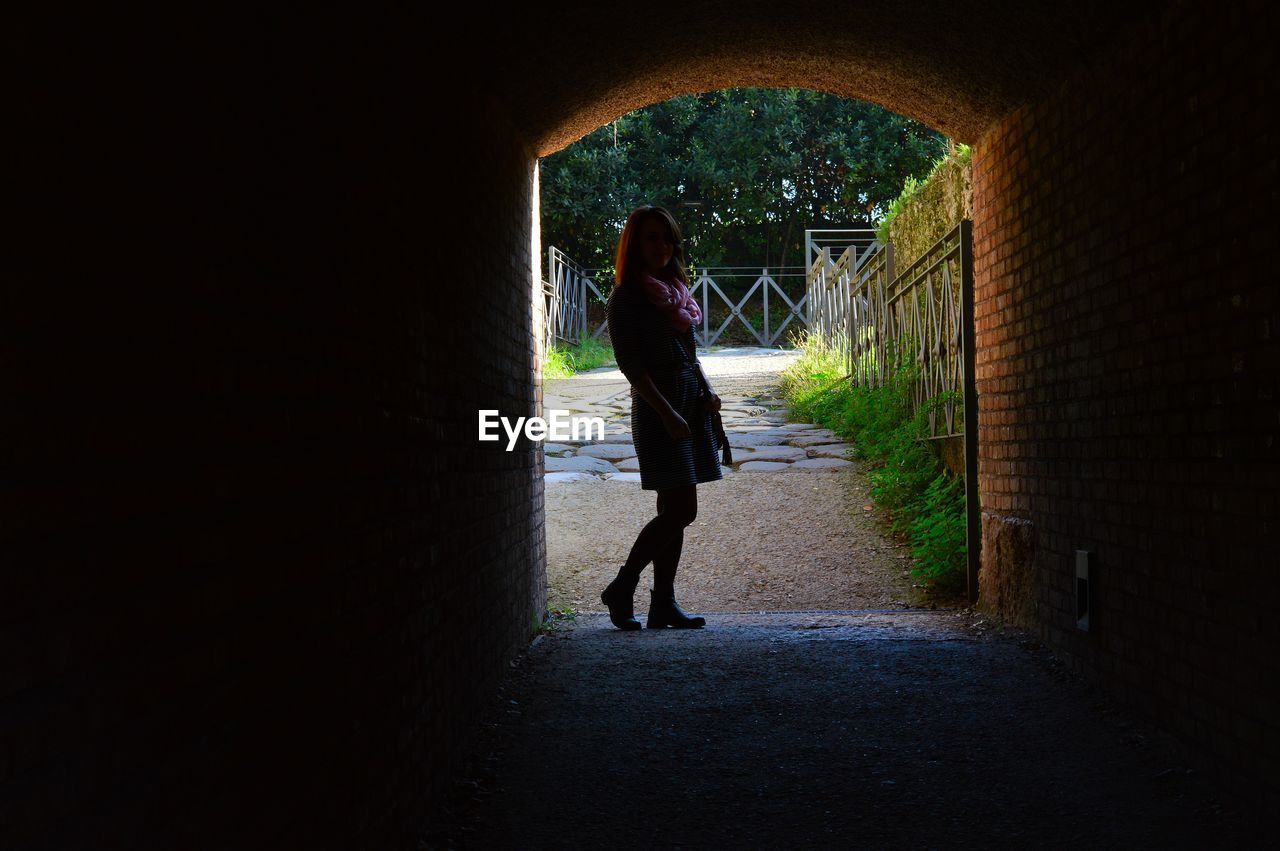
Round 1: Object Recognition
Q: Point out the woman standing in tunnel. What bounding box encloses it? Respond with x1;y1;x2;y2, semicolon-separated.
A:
599;205;724;631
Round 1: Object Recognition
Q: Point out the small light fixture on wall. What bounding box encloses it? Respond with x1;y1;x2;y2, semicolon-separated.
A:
1075;550;1093;632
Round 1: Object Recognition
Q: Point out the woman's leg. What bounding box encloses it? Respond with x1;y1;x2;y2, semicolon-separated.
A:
653;487;697;596
644;484;705;627
618;484;697;583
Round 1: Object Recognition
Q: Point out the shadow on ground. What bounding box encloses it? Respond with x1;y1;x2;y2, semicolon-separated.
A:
422;611;1261;849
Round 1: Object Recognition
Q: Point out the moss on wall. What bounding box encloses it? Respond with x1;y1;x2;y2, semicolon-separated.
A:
875;142;972;272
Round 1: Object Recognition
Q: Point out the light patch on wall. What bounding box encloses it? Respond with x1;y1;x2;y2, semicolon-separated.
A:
531;157;543;383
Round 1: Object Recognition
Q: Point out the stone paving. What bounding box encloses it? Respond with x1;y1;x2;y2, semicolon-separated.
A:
541;346;854;483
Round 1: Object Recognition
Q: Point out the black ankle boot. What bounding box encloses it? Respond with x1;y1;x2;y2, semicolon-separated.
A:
646;589;706;629
600;571;642;630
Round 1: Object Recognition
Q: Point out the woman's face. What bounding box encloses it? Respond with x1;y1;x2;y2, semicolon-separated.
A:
636;216;675;274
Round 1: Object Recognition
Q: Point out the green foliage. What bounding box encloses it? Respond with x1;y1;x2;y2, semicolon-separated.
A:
775;328;849;416
534;603;578;635
544;336;614;378
866;383;937;523
907;471;968;594
540;88;949;274
874;174;926;243
874;141;972;261
779;330;967;592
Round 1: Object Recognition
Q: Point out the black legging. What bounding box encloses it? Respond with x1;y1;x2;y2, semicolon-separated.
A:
619;484;697;594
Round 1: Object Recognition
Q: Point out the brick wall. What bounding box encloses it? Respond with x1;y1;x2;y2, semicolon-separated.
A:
5;18;546;848
971;0;1277;807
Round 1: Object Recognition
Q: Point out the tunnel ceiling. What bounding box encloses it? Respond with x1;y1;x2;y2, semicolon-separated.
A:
465;0;1172;155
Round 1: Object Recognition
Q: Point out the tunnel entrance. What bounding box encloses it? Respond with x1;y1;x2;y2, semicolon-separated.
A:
536;89;980;623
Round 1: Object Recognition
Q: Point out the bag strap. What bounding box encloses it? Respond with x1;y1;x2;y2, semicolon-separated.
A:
675;330;710;394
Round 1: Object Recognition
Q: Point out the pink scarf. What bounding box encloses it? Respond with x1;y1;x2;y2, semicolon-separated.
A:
638;269;702;332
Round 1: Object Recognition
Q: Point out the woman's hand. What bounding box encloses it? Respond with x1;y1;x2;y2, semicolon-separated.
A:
702;391;722;414
661;409;692;441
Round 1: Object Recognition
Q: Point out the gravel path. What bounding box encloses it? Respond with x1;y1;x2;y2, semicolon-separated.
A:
544;466;929;613
540;346;946;615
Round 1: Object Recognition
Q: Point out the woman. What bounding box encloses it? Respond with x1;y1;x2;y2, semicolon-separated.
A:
599;205;724;631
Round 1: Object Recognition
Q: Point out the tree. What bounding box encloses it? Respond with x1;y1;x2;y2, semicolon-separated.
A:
539;87;947;278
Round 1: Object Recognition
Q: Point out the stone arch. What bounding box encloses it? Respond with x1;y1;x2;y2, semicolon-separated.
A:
472;0;1170;154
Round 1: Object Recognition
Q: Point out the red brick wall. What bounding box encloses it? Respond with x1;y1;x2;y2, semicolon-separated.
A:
5;19;546;848
971;0;1277;807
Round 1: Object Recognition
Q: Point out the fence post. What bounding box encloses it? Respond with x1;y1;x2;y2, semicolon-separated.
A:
699;269;709;345
958;219;980;605
547;246;555;345
845;276;853;379
882;242;894;388
762;268;769;346
820;247;830;342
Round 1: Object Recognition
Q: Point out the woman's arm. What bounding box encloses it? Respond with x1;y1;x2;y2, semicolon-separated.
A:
630;371;678;419
629;371;691;439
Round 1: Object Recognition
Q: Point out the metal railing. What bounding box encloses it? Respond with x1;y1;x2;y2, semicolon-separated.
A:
806;240;893;370
881;222;970;438
804;227;879;272
805;219;979;601
807;222;974;440
687;266;808;347
803;222;972;601
543;228;878;353
543;247;609;353
542;251;813;350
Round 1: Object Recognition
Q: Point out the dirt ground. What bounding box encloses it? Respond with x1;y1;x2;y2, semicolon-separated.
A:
544;462;950;616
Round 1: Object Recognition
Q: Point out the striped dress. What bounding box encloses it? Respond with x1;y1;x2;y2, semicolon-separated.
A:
606;280;723;491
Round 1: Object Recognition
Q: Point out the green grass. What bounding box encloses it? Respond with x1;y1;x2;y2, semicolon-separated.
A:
534;602;578;635
778;328;968;595
544;335;614;378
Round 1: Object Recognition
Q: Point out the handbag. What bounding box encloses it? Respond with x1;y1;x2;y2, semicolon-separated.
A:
675;331;733;466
